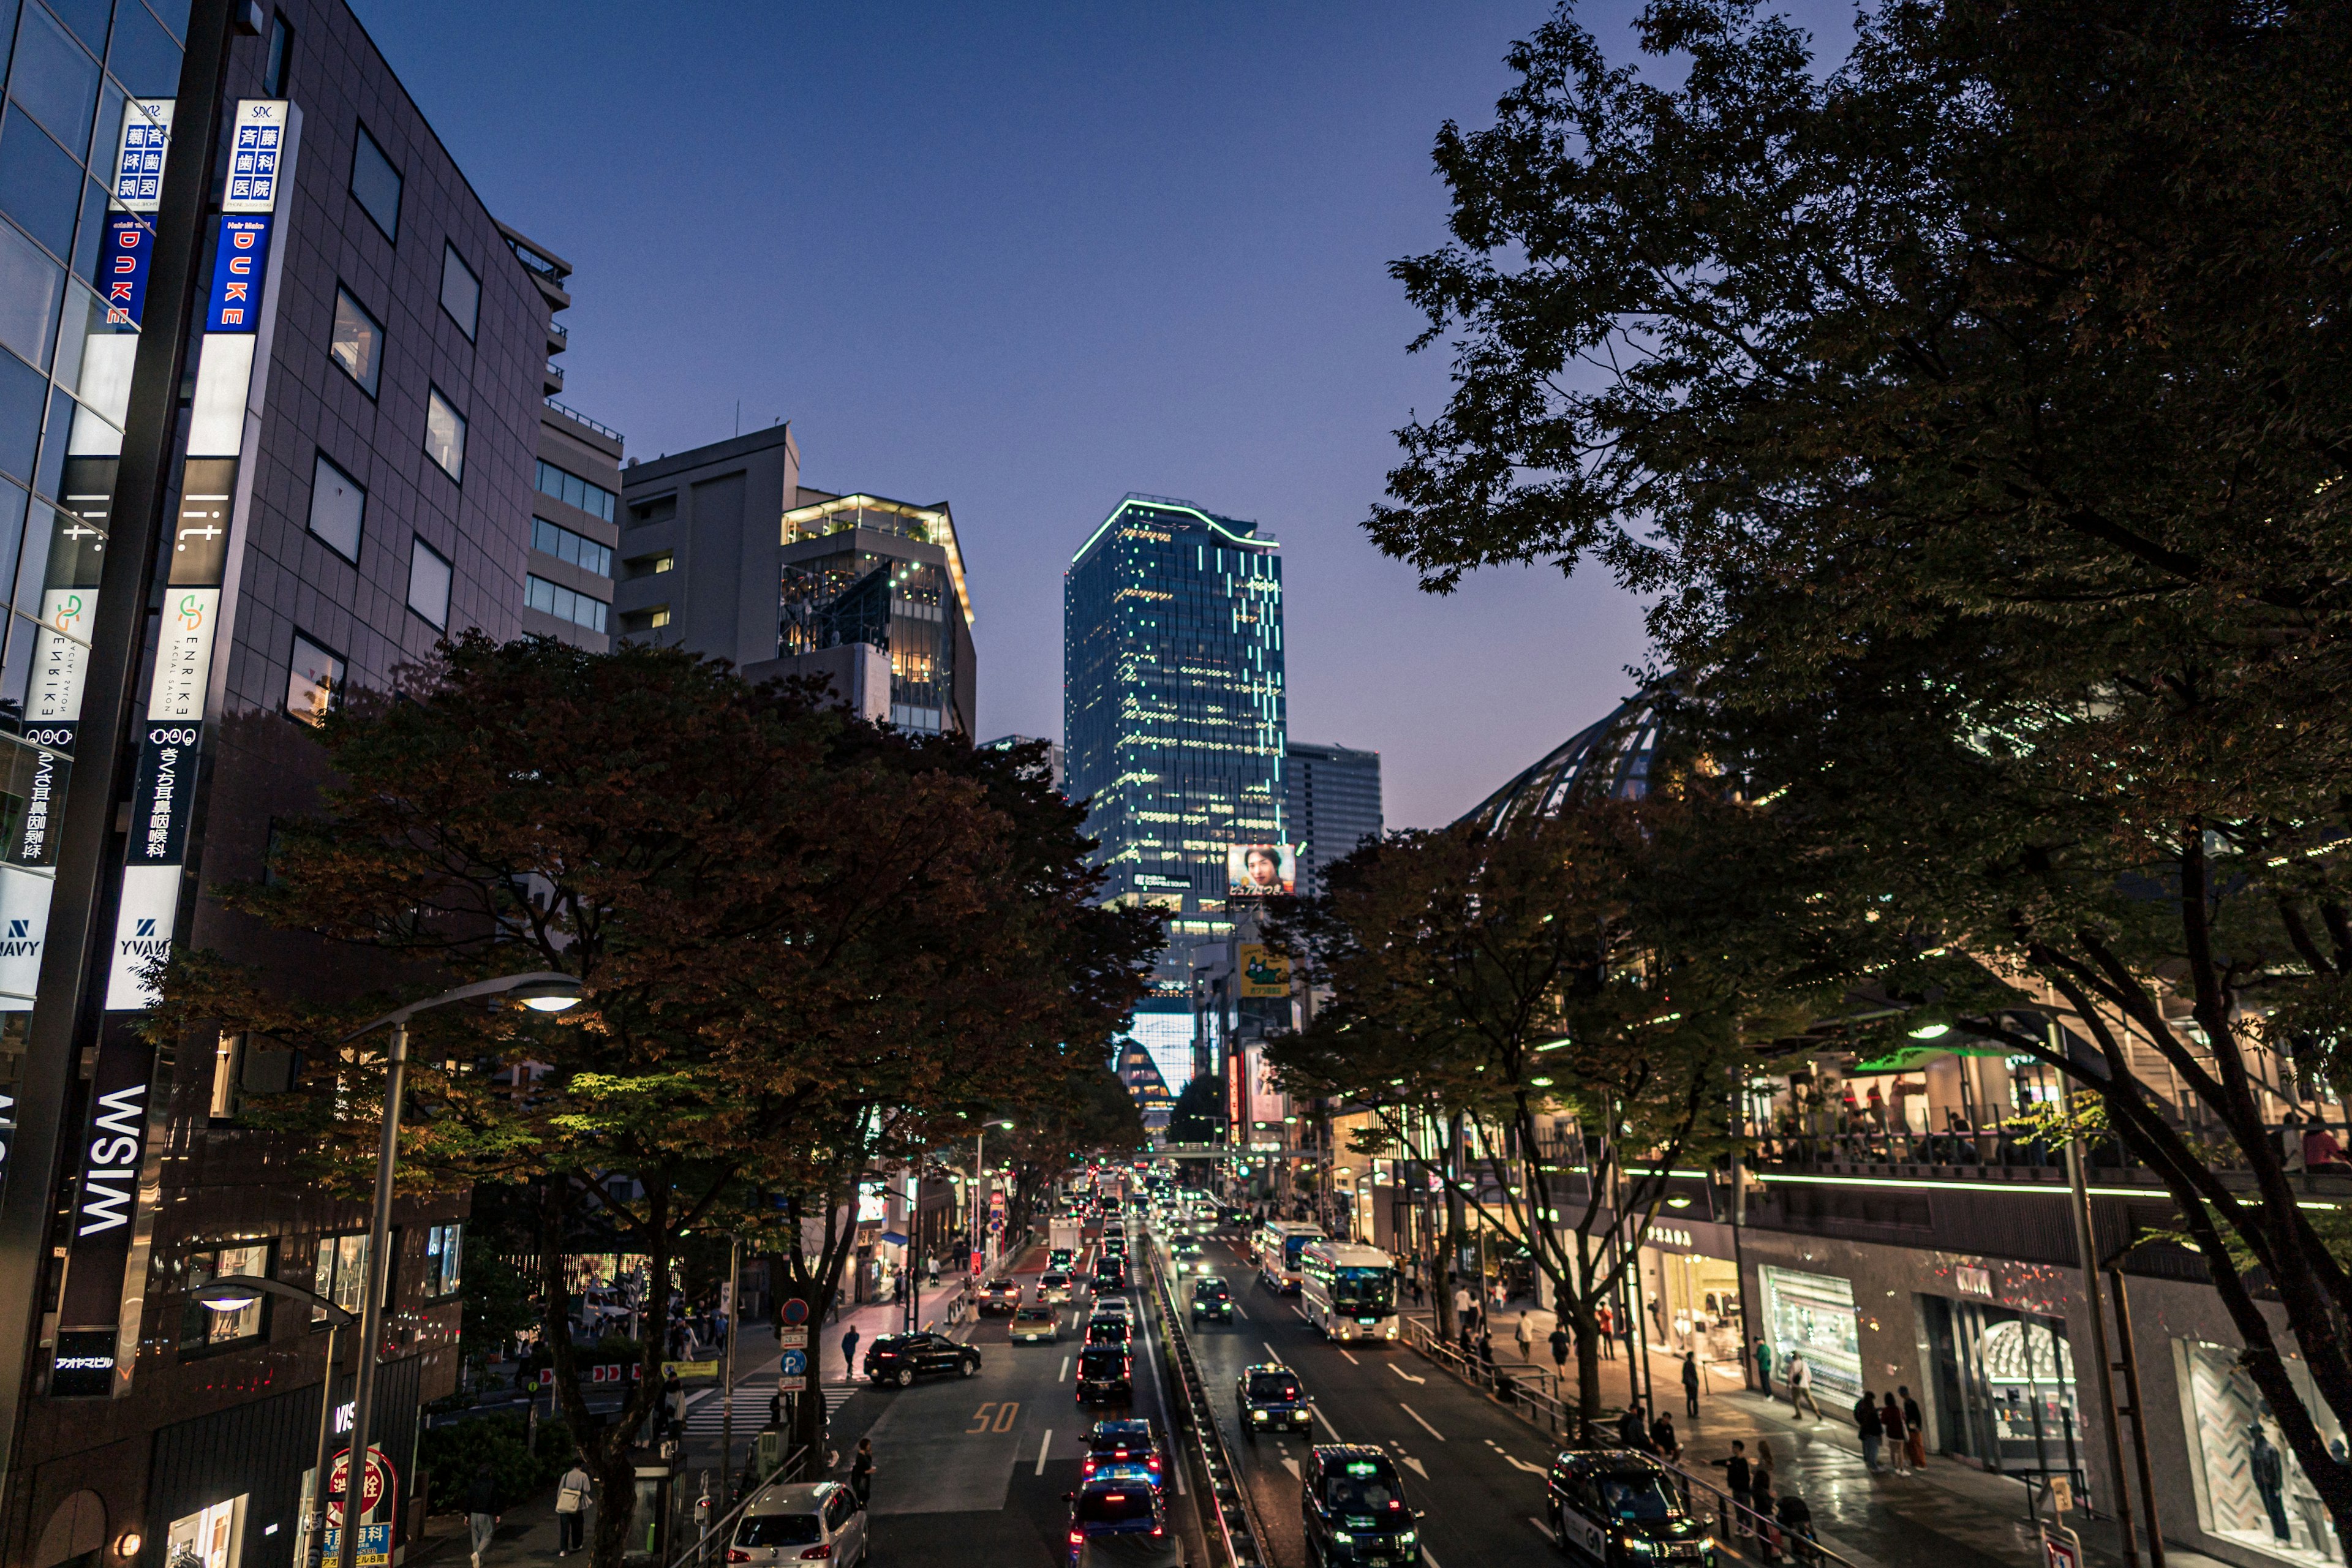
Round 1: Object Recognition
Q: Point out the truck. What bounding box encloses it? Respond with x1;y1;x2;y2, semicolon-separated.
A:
1050;1216;1084;1261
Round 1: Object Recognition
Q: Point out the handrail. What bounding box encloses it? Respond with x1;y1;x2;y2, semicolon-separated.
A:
1145;1244;1267;1567
545;397;624;444
668;1444;809;1568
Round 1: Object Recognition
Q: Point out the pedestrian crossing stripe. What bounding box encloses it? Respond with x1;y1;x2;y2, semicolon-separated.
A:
683;1385;855;1431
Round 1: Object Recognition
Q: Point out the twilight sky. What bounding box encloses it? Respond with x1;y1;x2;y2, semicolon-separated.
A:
353;1;1854;828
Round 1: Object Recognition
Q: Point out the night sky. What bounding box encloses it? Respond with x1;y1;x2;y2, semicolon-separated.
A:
352;1;1855;827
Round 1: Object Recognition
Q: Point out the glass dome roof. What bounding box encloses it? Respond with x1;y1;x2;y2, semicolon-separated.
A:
1459;690;1665;834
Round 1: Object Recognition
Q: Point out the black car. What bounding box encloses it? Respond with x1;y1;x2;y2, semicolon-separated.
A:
1544;1450;1717;1566
1219;1207;1253;1229
1076;1344;1134;1406
1302;1446;1422;1566
1065;1475;1176;1565
1236;1363;1311;1438
1082;1418;1165;1487
1085;1314;1133;1348
1093;1257;1126;1291
1190;1276;1233;1322
863;1332;980;1388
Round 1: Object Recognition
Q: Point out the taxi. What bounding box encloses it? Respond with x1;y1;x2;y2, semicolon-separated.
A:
1544;1450;1717;1565
1235;1362;1312;1438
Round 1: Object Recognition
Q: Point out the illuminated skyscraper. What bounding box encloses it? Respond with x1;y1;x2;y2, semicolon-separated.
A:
1066;494;1286;1098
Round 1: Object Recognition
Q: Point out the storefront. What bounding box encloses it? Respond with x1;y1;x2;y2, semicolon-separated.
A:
1638;1221;1744;1363
1918;1294;2082;1480
2177;1340;2345;1566
1758;1265;1863;1404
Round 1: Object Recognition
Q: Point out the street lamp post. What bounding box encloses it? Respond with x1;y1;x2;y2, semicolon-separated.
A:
333;972;582;1568
191;1275;356;1568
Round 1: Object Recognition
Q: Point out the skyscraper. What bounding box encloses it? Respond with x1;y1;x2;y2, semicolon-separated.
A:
1286;741;1382;895
1066;494;1286;1099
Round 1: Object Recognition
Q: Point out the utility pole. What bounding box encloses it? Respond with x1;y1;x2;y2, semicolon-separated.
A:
2066;1135;2139;1568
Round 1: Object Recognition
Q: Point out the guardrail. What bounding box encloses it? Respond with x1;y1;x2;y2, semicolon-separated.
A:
1145;1243;1269;1567
1401;1315;1580;1436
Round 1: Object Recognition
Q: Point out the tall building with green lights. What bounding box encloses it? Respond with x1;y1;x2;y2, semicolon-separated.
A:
1065;494;1286;1096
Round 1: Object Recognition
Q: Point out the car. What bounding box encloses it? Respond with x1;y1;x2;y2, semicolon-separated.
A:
1085;1314;1133;1348
1220;1207;1253;1229
1039;1272;1076;1304
1050;1247;1077;1273
978;1279;1024;1316
1544;1450;1717;1566
1066;1475;1178;1566
1076;1343;1133;1406
729;1480;867;1568
1012;1305;1062;1344
1301;1446;1422;1567
1104;1236;1130;1259
864;1332;981;1387
1237;1363;1312;1438
1190;1277;1234;1323
1169;1238;1205;1273
1093;1294;1129;1317
1082;1419;1166;1487
1093;1259;1126;1292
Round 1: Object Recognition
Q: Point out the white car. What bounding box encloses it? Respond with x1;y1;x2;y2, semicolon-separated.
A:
732;1482;867;1568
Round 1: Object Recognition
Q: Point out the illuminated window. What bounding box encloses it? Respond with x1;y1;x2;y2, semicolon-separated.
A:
181;1242;270;1351
424;386;466;482
286;633;343;726
328;288;381;395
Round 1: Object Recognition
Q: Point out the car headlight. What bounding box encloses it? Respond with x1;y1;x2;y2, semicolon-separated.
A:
1332;1532;1353;1547
1623;1537;1656;1555
1697;1540;1716;1555
1252;1409;1267;1421
1400;1532;1417;1548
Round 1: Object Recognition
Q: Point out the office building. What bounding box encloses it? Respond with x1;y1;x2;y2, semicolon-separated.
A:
1285;741;1381;895
614;428;975;735
0;5;562;1562
506;227;620;650
1065;493;1286;1115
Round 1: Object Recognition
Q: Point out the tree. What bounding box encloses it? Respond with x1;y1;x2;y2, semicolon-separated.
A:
1368;0;2352;1528
1267;782;1837;1428
151;639;1155;1567
1165;1072;1225;1147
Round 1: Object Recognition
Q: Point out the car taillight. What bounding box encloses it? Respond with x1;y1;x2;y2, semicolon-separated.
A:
797;1547;832;1561
726;1553;750;1563
1069;1531;1085;1546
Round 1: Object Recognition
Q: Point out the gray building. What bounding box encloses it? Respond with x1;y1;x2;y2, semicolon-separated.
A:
615;427;976;735
0;2;562;1561
503;225;620;649
1285;741;1382;895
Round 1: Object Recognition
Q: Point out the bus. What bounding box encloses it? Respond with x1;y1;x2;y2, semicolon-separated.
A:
1299;1242;1400;1341
1254;1221;1327;1294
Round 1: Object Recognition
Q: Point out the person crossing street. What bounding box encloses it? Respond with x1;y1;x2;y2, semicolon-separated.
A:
840;1324;861;1383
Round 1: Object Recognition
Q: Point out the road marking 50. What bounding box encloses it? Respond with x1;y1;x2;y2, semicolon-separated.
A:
968;1401;1019;1433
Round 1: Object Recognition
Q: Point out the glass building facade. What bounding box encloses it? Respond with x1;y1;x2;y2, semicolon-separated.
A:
780;491;973;735
1285;740;1381;897
1063;493;1286;912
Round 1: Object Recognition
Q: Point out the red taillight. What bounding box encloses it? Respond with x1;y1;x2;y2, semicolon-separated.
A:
1069;1531;1085;1546
726;1553;750;1563
1102;1494;1127;1504
797;1548;831;1562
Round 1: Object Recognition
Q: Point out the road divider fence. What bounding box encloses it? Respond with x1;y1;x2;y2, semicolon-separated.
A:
1146;1237;1270;1567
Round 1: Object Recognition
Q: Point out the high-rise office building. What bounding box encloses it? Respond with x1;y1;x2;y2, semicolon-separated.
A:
1286;741;1382;895
1066;494;1286;1104
0;2;559;1559
614;428;975;735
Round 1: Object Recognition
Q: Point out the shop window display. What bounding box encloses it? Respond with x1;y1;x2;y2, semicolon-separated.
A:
165;1496;244;1568
2179;1339;2344;1565
1759;1265;1863;1403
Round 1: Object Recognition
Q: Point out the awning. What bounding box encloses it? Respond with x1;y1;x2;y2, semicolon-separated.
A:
880;1232;908;1248
1847;1042;2014;1076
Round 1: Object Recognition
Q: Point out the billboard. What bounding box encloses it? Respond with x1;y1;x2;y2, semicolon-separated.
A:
1226;843;1296;897
1236;943;1290;998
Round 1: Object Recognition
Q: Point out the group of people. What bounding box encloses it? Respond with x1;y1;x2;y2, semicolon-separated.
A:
1853;1388;1928;1474
1711;1440;1817;1563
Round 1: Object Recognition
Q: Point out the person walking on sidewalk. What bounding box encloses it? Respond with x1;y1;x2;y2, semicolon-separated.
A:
1880;1391;1912;1474
466;1464;499;1568
1854;1389;1885;1471
1712;1441;1752;1535
1785;1351;1820;1418
1597;1303;1616;1359
840;1325;861;1384
1515;1313;1534;1362
1550;1323;1570;1378
1682;1351;1701;1417
850;1438;875;1511
1900;1387;1927;1469
1754;1339;1774;1398
555;1461;592;1558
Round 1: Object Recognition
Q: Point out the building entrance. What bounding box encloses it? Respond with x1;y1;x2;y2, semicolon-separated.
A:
1920;1295;2082;1483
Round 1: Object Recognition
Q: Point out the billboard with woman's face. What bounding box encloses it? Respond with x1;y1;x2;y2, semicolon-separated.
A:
1227;844;1296;897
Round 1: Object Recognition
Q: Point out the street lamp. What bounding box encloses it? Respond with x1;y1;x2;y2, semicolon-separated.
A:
191;1275;356;1568
333;971;582;1568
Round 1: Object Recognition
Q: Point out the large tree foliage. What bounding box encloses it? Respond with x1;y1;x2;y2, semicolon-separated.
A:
152;639;1154;1566
1370;0;2352;1526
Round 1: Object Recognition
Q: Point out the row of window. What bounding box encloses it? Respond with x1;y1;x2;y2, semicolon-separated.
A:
301;451;454;626
328;288;469;482
177;1221;463;1355
527;573;606;633
532;514;609;576
536;458;615;522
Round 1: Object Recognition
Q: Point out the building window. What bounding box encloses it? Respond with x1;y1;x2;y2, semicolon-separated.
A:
180;1242;270;1351
620;606;670;634
350;124;401;241
166;1495;247;1568
407;537;451;628
328;287;382;395
306;452;363;564
312;1233;371;1322
2179;1338;2342;1563
423;1223;463;1299
287;633;343;726
526;575;607;633
627;494;676;527
208;1031;243;1118
531;516;611;576
623;551;673;580
534;459;614;523
262;13;292;96
424;386;466;482
439;243;478;340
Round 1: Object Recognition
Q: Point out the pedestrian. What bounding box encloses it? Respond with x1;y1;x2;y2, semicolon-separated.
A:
1597;1303;1616;1360
1900;1386;1927;1469
1618;1403;1651;1452
1749;1469;1779;1563
1453;1283;1472;1326
927;1254;940;1287
1651;1409;1679;1462
1459;1322;1475;1362
840;1324;861;1384
1754;1339;1775;1398
555;1460;592;1558
466;1464;499;1568
850;1438;874;1510
1478;1331;1497;1374
1713;1441;1752;1533
1516;1313;1535;1362
1786;1351;1820;1419
1682;1351;1701;1417
1855;1389;1885;1471
1880;1392;1910;1474
1550;1323;1571;1377
1776;1489;1817;1566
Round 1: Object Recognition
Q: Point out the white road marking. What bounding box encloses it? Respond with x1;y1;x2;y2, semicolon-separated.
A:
1283;1456;1302;1478
1314;1404;1344;1440
1036;1430;1053;1474
1292;1304;1310;1323
1390;1364;1427;1385
1399;1402;1446;1442
1422;1547;1442;1568
1338;1349;1360;1365
1485;1439;1545;1477
1397;1453;1429;1479
1058;1356;1071;1382
1232;1301;1249;1320
1528;1516;1557;1544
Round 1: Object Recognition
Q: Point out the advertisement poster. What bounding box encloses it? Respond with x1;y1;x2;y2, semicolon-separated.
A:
1226;843;1296;897
1237;943;1291;997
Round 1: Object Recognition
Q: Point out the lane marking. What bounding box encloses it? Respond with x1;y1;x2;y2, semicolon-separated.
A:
1422;1547;1442;1568
1058;1356;1071;1382
1338;1349;1360;1366
1390;1364;1427;1385
1528;1516;1556;1544
1396;1453;1429;1479
1036;1430;1052;1475
1314;1404;1343;1440
1292;1304;1310;1323
1398;1402;1446;1441
1484;1439;1544;1476
1282;1455;1302;1478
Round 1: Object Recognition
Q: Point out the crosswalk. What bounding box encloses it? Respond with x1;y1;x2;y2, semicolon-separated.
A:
681;1383;856;1434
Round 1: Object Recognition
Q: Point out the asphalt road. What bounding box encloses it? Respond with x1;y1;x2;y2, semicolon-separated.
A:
1171;1230;1565;1568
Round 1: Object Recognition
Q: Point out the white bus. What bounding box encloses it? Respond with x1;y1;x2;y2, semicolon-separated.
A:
1300;1242;1400;1341
1254;1221;1327;1294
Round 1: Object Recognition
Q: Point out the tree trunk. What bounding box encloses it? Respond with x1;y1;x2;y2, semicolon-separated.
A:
1575;1314;1604;1439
